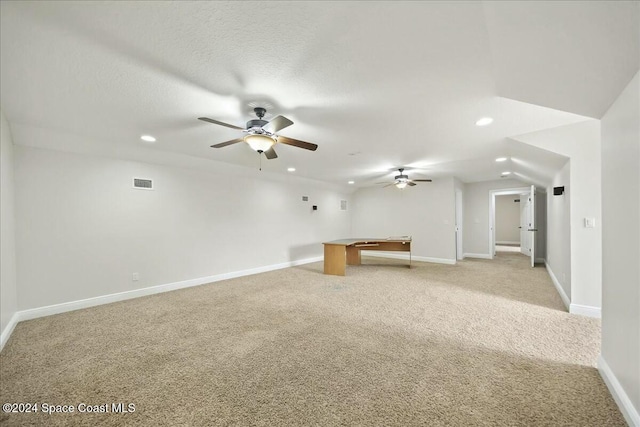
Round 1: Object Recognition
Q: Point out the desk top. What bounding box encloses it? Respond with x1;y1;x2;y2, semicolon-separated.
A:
323;237;411;246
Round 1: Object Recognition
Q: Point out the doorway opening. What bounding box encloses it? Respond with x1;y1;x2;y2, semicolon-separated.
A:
494;193;522;253
490;186;546;267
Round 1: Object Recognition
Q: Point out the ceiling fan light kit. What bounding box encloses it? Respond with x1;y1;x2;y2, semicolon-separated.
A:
198;107;318;165
244;134;275;152
380;168;433;189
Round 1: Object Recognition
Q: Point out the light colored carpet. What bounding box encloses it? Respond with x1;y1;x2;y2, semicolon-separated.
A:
0;253;625;426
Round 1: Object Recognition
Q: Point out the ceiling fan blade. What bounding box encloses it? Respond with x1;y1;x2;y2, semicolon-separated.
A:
383;181;399;188
210;137;244;148
277;135;318;151
198;117;244;130
407;181;417;186
263;115;293;133
264;147;278;159
413;179;433;182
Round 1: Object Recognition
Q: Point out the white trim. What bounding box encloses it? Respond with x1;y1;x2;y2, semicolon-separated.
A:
0;313;20;352
598;355;640;426
362;251;456;265
569;303;601;318
1;256;323;347
496;241;520;245
545;262;569;310
462;253;492;259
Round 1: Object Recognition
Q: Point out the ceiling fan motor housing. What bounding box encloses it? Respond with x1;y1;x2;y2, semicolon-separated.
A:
246;119;269;131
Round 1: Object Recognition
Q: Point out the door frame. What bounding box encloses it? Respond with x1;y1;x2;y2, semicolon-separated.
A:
455;189;463;261
520;194;531;256
488;187;530;259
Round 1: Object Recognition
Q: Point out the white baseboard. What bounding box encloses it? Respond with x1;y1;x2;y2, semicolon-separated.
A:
598;355;640;426
545;262;570;310
463;253;492;259
544;262;601;318
362;251;456;265
0;313;20;352
496;241;520;245
569;303;601;318
1;256;323;350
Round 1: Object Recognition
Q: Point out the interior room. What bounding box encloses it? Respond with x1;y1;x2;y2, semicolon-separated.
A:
1;2;638;426
494;194;522;253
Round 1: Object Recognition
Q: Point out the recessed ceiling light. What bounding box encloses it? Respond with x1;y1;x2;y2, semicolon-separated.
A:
140;135;156;142
475;117;493;126
287;167;296;172
348;181;355;184
502;171;511;175
495;157;507;162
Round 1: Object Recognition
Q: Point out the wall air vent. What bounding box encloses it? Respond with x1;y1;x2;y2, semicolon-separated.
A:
341;200;347;211
133;177;154;190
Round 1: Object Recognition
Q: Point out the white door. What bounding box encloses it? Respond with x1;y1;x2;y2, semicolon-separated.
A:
520;194;530;256
533;187;547;264
529;185;536;267
455;190;463;260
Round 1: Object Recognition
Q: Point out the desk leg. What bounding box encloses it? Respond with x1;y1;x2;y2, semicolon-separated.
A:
324;245;346;276
346;246;361;265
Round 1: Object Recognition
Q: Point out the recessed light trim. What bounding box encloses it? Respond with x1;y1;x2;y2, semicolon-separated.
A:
348;181;355;184
140;135;156;142
495;157;507;162
287;167;296;172
475;117;493;126
501;171;511;175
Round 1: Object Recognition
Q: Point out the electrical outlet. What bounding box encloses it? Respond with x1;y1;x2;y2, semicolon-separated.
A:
132;272;139;281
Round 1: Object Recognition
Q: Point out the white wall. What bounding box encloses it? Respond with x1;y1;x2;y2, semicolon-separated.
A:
600;71;639;424
513;120;602;313
463;178;526;256
546;161;571;300
14;145;352;310
0;110;18;340
351;177;456;262
495;194;520;243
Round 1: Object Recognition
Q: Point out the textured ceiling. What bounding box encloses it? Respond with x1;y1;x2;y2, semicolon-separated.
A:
1;1;637;187
484;1;639;119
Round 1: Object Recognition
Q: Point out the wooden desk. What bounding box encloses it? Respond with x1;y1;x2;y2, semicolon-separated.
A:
322;238;412;276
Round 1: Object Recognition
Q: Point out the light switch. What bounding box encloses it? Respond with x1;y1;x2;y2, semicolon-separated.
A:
584;218;596;228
